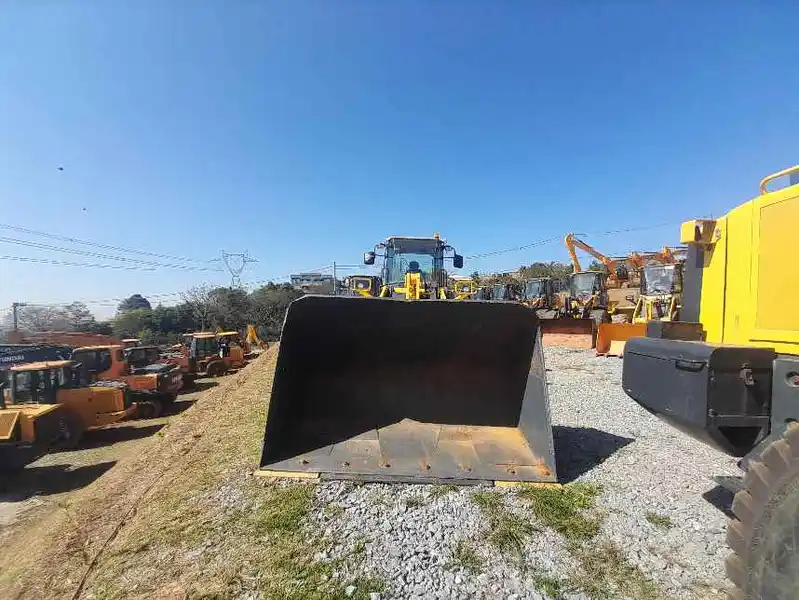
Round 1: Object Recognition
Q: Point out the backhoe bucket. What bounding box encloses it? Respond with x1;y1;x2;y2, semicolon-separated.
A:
595;323;646;357
538;319;595;350
259;296;557;484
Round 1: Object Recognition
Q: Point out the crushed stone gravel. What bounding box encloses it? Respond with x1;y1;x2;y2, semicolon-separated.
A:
303;348;739;600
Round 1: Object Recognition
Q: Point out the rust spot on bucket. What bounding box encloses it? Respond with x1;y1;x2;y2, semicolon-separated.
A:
300;458;310;465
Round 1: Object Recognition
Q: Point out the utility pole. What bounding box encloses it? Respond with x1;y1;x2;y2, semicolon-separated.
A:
333;262;337;296
11;302;26;331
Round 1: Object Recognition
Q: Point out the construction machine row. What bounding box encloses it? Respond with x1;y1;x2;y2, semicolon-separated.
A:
0;328;259;468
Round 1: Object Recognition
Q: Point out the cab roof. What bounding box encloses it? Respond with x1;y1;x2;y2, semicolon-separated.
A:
9;360;76;372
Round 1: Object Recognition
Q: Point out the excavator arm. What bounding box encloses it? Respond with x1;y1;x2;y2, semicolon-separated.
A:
564;233;619;279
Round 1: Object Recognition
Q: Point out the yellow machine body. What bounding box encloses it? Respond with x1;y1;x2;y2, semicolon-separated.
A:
681;177;799;353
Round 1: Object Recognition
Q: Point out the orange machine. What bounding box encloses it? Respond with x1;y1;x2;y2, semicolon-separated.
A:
216;331;247;368
70;345;183;418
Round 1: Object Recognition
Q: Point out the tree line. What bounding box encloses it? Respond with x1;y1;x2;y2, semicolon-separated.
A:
4;283;304;345
471;260;604;285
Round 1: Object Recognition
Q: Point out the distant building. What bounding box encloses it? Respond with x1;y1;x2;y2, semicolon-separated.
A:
290;272;338;293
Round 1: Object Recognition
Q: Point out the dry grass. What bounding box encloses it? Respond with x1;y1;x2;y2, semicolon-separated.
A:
566;540;662;600
0;349;382;600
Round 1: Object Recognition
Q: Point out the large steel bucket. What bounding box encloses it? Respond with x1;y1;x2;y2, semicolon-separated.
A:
259;296;557;484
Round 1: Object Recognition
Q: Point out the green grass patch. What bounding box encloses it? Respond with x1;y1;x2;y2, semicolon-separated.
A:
471;489;503;512
517;483;602;542
566;540;662;600
250;484;316;534
404;494;425;509
430;484;459;499
449;540;483;574
471;490;537;561
533;573;565;599
325;503;345;518
645;511;674;531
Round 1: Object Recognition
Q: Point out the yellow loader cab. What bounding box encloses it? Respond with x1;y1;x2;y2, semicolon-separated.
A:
345;274;383;297
5;360;135;437
259;233;558;485
449;278;477;300
364;234;464;300
622;165;799;600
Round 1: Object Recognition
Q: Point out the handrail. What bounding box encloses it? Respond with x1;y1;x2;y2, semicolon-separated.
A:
759;164;799;195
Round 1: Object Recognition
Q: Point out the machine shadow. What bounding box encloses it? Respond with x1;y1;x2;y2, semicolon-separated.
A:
702;483;737;518
73;424;164;450
0;461;117;501
552;426;634;483
180;380;218;394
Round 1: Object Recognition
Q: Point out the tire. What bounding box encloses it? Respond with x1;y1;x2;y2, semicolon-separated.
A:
57;412;85;450
726;422;799;600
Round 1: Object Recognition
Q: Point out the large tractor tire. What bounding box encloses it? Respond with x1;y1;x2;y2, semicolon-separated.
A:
57;412;85;450
726;422;799;600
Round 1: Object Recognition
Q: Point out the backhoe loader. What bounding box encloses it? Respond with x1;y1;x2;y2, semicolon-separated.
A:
596;251;683;356
71;345;182;418
622;164;799;600
259;234;557;485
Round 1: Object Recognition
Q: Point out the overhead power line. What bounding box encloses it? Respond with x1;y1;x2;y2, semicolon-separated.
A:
464;220;683;262
0;222;217;264
0;255;212;272
0;237;224;273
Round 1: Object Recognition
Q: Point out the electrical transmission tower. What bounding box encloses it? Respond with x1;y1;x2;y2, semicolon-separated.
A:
220;250;258;288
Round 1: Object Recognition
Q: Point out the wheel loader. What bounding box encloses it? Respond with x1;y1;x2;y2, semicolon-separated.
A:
70;345;183;418
259;234;558;485
344;274;382;297
4;360;136;445
621;164;799;600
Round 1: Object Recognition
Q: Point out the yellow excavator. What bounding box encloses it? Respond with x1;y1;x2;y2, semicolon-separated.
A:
259;233;558;485
623;164;799;600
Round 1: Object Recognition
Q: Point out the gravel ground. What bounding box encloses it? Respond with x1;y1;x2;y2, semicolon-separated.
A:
304;348;740;600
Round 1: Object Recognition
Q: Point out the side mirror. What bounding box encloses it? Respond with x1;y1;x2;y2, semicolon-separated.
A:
453;254;464;269
364;251;376;265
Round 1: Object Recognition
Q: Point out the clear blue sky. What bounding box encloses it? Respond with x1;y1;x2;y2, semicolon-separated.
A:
1;2;797;318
